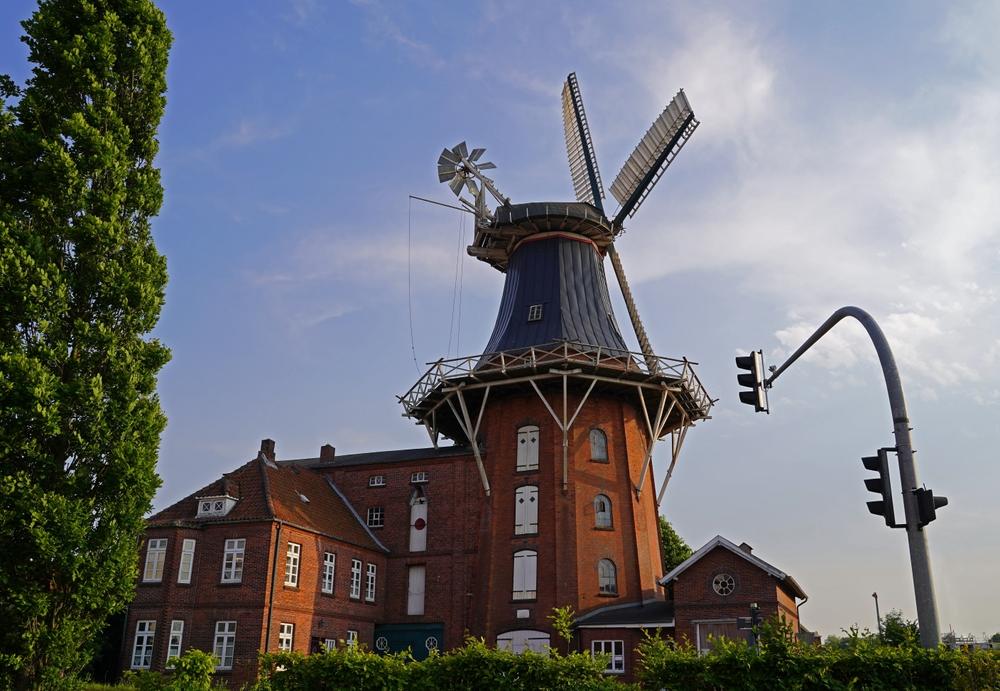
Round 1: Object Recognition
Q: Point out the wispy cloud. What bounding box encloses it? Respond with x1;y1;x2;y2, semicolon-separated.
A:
350;0;446;70
213;118;293;149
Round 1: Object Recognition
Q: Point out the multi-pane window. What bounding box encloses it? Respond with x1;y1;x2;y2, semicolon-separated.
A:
365;563;377;602
410;471;428;484
594;494;612;529
278;623;294;651
130;620;156;669
177;538;196;584
166;620;184;667
346;630;359;648
598;559;618;595
497;629;550;655
284;542;300;586
527;303;544;322
407;565;426;615
516;426;539;471
350;559;362;599
213;621;236;670
369;475;385;487
221;538;245;583
321;552;336;594
142;538;167;582
591;640;625;674
589;429;608;462
323;638;337;651
514;485;539;535
366;507;384;528
512;550;537;600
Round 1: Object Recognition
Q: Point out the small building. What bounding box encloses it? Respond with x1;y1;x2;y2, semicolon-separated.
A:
660;535;808;652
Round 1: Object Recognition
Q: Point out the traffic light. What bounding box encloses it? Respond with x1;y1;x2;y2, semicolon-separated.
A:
735;351;768;412
914;488;948;526
862;447;897;527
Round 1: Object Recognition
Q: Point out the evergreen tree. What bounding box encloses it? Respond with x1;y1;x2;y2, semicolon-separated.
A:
658;515;693;573
0;0;171;686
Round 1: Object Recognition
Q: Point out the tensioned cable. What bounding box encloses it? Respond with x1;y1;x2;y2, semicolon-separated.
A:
446;208;464;356
456;212;466;355
407;197;420;374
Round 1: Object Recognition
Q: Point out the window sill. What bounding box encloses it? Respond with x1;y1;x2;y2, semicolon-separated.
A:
593;526;614;532
367;526;384;530
139;580;163;586
589;459;610;464
515;468;539;473
219;580;243;587
597;592;619;598
283;584;300;591
511;597;537;604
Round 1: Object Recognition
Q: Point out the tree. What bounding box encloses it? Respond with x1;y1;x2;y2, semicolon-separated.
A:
991;632;1000;644
658;515;692;573
880;610;919;648
0;0;171;686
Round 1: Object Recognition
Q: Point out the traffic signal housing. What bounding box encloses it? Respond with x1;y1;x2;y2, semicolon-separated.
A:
862;448;898;527
914;488;948;527
736;351;768;412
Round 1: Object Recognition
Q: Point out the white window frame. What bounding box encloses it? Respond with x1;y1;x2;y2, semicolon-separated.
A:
591;639;625;674
598;558;617;595
130;620;156;669
407;565;426;615
278;622;294;651
347;630;359;648
594;494;612;529
366;506;384;528
350;559;362;599
514;485;539;535
365;562;377;602
516;425;539;472
284;542;300;587
221;538;245;584
497;629;550;655
527;303;544;322
321;552;336;594
323;638;336;651
196;495;237;517
213;621;237;670
142;538;167;582
368;475;385;487
177;538;196;584
166;620;184;667
512;550;537;600
410;471;428;484
694;618;740;654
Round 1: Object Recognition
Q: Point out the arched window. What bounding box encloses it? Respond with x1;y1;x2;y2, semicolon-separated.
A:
594;494;612;529
516;425;539;471
514;485;539;535
589;429;608;462
409;487;427;552
512;550;537;600
598;559;617;595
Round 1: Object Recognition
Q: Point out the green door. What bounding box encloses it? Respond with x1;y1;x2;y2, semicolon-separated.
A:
373;623;444;661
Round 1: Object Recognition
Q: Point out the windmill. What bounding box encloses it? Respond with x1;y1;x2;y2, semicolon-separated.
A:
561;72;699;370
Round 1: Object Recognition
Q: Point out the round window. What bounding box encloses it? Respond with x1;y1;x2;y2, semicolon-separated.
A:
712;573;736;596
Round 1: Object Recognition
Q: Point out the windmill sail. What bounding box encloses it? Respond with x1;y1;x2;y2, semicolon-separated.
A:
561;73;605;211
610;90;698;226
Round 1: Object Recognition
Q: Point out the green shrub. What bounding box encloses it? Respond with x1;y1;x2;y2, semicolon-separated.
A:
118;649;222;691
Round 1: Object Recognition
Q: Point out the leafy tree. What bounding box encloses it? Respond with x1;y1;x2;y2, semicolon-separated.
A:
658;515;693;573
991;632;1000;644
880;609;919;648
547;605;575;652
0;0;171;686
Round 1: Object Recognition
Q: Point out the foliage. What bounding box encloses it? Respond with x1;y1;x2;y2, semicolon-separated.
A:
992;633;1000;644
657;515;692;573
548;605;576;650
880;609;919;647
117;649;222;690
250;637;627;691
637;616;1000;690
0;0;171;687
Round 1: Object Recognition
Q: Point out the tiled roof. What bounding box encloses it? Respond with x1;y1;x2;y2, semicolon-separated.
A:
575;600;675;628
282;444;471;469
147;456;386;553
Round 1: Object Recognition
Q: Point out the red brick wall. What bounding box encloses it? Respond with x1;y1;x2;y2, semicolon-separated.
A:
671;546;798;648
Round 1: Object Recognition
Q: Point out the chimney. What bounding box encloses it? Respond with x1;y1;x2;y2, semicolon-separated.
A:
319;444;336;462
260;438;276;462
739;542;753;555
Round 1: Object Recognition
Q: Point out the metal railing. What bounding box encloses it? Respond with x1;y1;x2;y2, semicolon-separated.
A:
399;340;712;418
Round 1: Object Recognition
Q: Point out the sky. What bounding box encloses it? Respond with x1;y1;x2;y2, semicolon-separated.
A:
2;0;998;641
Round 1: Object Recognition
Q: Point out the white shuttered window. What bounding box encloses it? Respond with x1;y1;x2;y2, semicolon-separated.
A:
512;550;537;600
514;485;538;535
516;426;539;471
407;565;426;615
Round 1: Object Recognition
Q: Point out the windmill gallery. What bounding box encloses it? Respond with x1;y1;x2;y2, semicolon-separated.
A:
123;74;811;685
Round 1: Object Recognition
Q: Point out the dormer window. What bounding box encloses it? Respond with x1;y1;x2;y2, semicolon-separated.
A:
196;495;237;518
527;304;543;322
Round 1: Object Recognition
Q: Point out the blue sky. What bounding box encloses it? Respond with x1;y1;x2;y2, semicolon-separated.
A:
3;0;998;640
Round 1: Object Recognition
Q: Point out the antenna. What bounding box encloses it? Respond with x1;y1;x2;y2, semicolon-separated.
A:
561;73;605;212
437;141;510;226
609;90;699;227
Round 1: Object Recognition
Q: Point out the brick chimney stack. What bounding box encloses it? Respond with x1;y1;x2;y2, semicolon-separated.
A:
260;438;276;462
739;542;753;555
319;444;336;462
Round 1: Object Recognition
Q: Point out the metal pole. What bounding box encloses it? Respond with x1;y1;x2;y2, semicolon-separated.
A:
764;306;940;648
873;592;882;638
